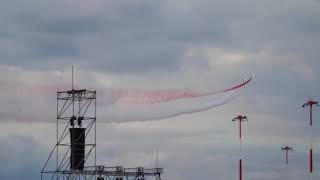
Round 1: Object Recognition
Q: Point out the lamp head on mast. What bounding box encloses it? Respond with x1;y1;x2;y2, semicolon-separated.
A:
232;115;248;122
302;100;319;108
282;146;293;151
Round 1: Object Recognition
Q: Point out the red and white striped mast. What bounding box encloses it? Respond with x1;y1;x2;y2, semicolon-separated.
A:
302;100;319;179
232;115;248;180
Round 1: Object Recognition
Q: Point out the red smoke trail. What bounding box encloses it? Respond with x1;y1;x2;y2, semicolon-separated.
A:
101;76;253;122
118;76;253;105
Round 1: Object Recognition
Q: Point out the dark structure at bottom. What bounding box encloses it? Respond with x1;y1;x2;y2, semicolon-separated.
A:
42;166;163;180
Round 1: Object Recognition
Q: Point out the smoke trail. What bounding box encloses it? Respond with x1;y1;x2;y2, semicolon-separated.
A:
101;76;253;122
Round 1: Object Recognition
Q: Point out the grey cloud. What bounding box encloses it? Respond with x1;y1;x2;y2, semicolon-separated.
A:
0;0;320;179
0;135;47;180
0;0;318;73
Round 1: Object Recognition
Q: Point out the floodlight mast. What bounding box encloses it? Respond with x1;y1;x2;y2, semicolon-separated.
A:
282;146;293;165
232;115;248;180
302;99;318;176
232;115;248;140
302;100;319;127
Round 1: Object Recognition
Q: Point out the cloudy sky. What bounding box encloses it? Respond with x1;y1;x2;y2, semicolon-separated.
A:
1;0;320;179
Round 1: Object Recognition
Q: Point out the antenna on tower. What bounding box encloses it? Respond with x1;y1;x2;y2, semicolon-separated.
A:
72;65;74;90
156;147;159;169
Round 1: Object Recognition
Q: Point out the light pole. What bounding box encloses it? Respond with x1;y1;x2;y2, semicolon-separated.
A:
232;115;248;180
302;100;318;177
282;146;294;165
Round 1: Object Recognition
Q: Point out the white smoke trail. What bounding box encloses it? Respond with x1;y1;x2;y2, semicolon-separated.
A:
100;76;253;122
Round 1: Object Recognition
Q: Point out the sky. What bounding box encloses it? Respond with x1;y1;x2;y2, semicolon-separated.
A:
0;0;320;179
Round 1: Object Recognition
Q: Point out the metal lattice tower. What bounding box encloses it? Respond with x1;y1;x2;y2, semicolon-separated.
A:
41;88;97;180
41;68;163;180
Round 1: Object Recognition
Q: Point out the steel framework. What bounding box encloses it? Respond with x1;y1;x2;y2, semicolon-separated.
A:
41;87;163;180
41;89;97;180
42;165;163;180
